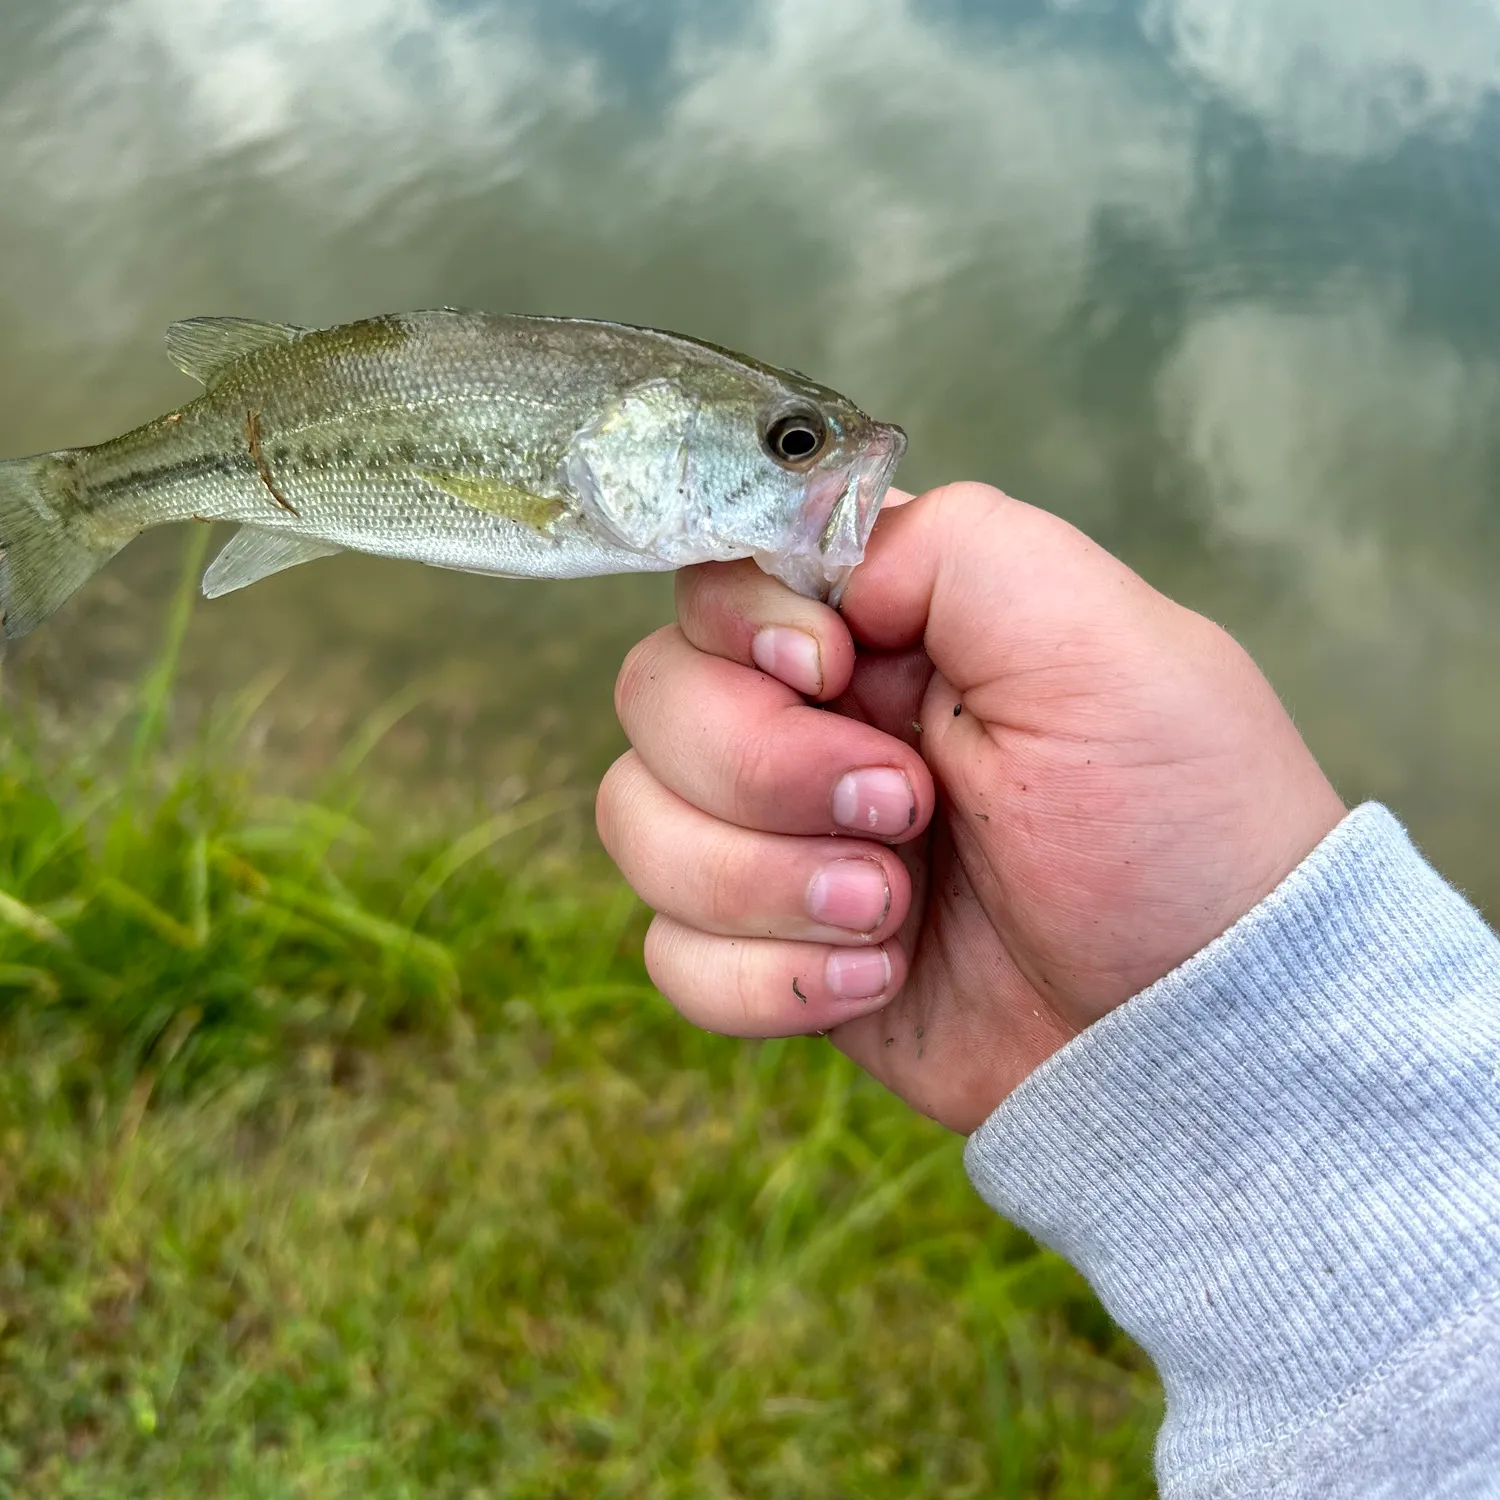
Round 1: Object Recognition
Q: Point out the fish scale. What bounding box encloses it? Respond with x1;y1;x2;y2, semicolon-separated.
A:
0;308;905;645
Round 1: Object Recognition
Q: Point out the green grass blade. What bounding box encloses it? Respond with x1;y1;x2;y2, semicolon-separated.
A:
397;790;579;927
93;873;201;950
128;524;212;789
0;886;70;948
0;963;59;1001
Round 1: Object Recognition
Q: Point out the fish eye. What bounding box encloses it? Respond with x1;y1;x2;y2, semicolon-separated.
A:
764;410;828;467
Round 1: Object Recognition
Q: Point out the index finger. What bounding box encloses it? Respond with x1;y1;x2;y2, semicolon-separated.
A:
673;485;917;701
674;559;857;701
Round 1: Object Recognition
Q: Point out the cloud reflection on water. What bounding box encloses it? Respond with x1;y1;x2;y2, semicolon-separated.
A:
1149;0;1500;156
1;0;1498;893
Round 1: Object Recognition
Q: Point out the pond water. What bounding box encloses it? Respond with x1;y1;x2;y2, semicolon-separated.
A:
3;0;1500;903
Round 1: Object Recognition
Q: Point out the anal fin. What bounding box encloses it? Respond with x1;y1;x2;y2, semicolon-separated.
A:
202;526;342;599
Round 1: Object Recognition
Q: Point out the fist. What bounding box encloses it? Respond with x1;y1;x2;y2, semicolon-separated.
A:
597;483;1345;1132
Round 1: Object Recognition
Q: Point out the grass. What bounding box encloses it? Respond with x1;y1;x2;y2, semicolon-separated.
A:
0;542;1163;1497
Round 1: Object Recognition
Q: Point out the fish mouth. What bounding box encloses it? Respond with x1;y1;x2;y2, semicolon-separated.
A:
820;422;906;595
756;421;906;604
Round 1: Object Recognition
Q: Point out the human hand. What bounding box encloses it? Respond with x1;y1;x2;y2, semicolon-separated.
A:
597;483;1346;1133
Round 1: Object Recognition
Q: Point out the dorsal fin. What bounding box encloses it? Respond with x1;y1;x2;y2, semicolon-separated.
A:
165;317;307;387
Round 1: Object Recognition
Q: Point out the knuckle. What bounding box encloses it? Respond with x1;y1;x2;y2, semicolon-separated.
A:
613;646;648;726
642;917;777;1039
932;479;1009;535
613;626;678;727
593;753;637;859
677;559;765;656
641;916;678;999
643;918;724;1033
673;563;710;622
724;940;770;1036
728;722;789;824
677;556;733;608
699;838;751;927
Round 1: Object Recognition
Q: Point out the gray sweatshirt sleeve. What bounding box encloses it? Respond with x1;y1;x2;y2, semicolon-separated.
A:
963;803;1500;1499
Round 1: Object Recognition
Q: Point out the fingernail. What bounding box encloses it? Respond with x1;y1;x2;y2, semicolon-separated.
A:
825;946;892;1001
807;858;890;933
752;626;822;696
832;768;914;836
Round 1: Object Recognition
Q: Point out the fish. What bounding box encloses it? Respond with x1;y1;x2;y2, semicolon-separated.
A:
0;309;906;649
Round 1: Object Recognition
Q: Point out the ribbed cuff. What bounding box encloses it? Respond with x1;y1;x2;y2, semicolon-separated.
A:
963;803;1500;1487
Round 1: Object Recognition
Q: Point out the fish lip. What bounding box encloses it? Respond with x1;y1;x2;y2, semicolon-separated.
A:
774;420;900;600
755;420;906;601
831;421;906;561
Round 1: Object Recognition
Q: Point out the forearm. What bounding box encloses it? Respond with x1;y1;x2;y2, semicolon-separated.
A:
964;804;1500;1498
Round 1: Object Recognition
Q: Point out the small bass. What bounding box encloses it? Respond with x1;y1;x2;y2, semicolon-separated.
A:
0;309;906;645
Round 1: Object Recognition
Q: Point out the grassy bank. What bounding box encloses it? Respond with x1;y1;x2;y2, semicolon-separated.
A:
0;549;1161;1498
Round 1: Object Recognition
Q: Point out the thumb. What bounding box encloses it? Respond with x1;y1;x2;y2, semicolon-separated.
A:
842;482;1175;723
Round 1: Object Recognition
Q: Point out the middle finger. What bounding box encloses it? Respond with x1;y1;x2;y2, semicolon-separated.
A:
615;626;934;840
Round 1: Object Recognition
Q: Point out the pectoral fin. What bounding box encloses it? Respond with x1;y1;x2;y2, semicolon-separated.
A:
419;471;566;533
201;526;342;599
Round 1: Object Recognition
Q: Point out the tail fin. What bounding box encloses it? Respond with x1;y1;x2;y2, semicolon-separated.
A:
0;456;127;649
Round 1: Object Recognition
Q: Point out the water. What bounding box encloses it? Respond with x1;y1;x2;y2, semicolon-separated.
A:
3;0;1500;901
